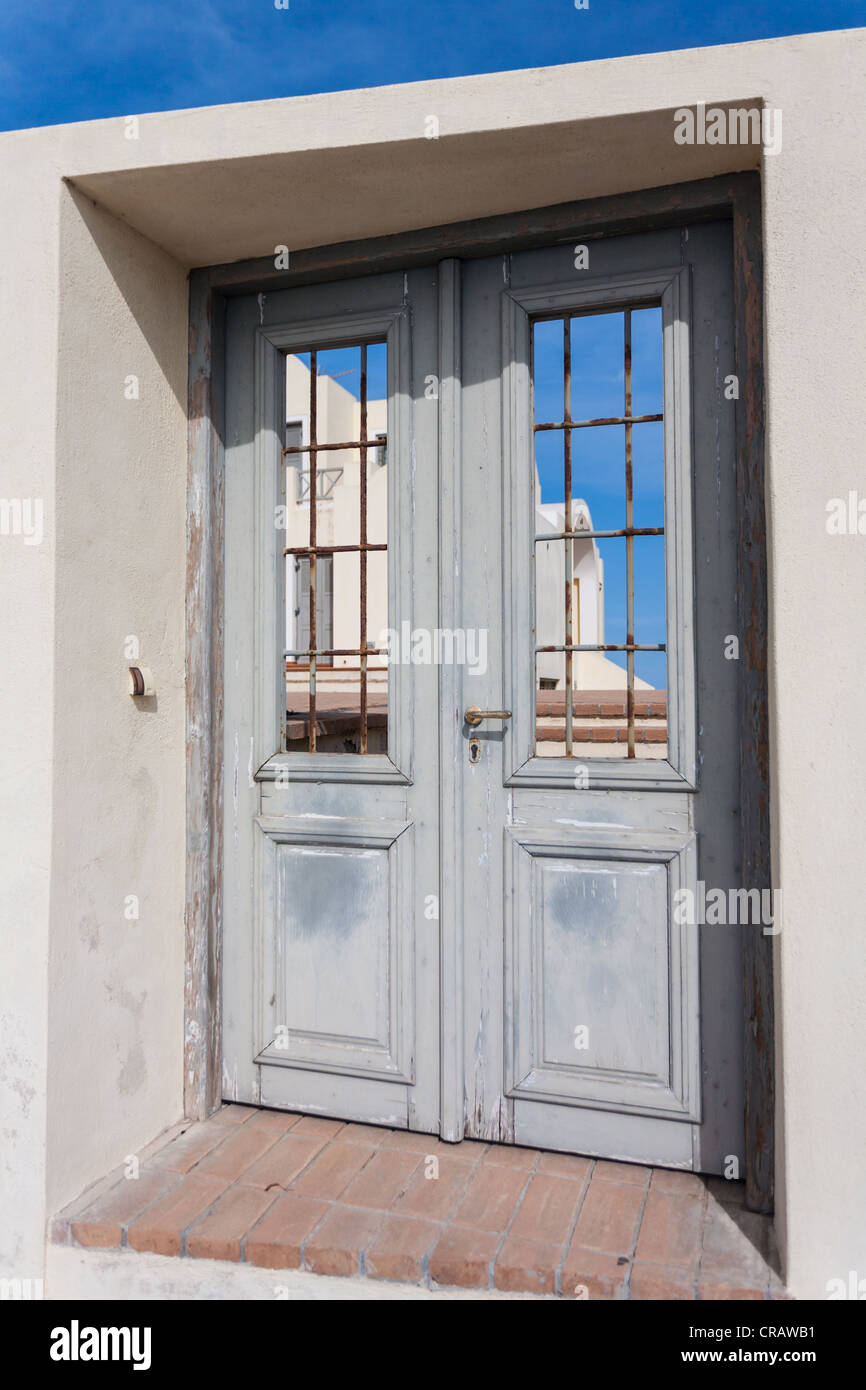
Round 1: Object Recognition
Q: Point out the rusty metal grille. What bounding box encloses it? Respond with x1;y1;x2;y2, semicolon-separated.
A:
532;309;666;759
282;342;387;754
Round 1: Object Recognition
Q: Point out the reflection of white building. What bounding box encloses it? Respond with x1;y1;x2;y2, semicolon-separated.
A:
284;357;388;700
534;464;651;691
285;359;649;696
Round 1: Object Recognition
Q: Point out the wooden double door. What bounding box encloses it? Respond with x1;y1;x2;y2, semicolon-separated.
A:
222;222;745;1174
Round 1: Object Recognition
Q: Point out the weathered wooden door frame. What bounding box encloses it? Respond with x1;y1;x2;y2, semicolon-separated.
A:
185;171;773;1212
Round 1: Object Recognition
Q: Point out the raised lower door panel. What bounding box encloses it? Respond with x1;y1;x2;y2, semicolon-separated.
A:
255;818;414;1083
505;827;699;1120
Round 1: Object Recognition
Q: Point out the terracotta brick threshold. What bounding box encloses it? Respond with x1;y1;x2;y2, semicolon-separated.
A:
52;1105;788;1299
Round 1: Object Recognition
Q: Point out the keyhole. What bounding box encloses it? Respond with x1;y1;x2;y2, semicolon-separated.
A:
469;737;481;764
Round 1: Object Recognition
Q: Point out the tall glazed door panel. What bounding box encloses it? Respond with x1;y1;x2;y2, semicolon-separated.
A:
222;268;441;1131
456;225;743;1171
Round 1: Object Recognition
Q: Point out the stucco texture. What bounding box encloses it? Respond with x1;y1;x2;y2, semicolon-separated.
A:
1;29;864;1298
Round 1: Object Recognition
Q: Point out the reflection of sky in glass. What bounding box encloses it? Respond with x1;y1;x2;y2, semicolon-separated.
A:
290;342;388;402
533;307;665;685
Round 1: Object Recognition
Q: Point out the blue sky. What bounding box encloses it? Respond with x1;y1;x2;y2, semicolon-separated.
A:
0;0;858;132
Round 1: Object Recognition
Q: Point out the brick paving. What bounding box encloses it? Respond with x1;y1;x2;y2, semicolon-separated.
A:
52;1106;788;1299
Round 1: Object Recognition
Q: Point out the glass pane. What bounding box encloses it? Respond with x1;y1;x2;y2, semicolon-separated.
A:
283;340;388;754
570;311;624;421
630;306;664;417
532;306;667;760
634;535;668;760
632;420;665;531
634;536;666;647
572;424;625;534
532;317;564;423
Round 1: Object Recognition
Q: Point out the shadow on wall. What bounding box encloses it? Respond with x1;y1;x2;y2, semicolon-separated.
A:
46;183;188;1218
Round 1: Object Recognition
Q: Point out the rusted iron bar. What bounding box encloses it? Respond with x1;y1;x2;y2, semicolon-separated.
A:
535;414;662;432
284;542;387;556
536;643;665;653
563;318;573;757
308;349;317;752
283;436;387;455
624;311;635;759
535;726;668;745
535;526;664;542
359;345;369;754
284;647;387;658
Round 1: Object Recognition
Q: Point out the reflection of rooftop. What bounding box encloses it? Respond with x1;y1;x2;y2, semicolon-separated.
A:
286;688;667;745
536;687;667;746
286;690;386;743
536;690;666;719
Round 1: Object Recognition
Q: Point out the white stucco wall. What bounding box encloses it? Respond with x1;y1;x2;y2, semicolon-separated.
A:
0;148;188;1278
1;28;865;1299
0;131;58;1279
46;187;188;1218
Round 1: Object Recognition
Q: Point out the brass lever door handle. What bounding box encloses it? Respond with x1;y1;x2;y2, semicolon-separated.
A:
464;705;512;727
